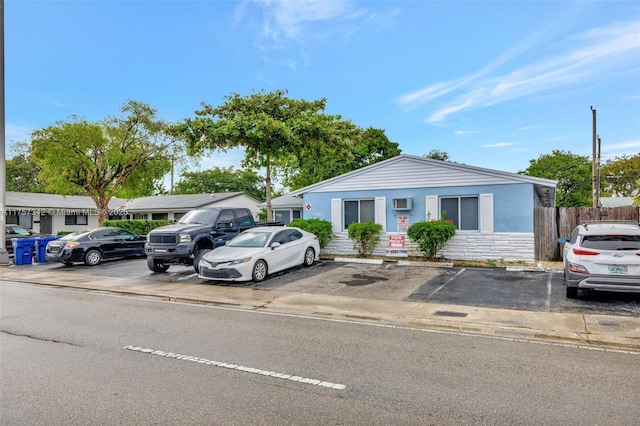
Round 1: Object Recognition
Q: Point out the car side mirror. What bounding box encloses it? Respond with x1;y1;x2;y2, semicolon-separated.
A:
270;242;281;250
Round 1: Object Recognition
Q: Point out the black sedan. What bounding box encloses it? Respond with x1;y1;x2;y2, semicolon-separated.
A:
45;227;146;266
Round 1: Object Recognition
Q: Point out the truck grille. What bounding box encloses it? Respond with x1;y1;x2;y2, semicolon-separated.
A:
149;234;178;244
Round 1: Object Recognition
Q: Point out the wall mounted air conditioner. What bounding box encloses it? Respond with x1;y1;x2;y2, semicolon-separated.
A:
392;198;413;210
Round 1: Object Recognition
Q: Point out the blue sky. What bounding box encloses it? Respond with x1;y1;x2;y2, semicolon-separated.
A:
5;0;640;187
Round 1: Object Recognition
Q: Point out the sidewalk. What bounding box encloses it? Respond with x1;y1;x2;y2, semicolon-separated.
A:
1;264;639;352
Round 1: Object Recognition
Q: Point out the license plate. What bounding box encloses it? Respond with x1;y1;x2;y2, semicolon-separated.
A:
609;265;627;274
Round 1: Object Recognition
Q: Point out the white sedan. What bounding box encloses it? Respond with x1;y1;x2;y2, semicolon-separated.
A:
197;226;320;282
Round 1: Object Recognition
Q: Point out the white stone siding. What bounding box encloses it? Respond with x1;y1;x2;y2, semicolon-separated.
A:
322;232;535;262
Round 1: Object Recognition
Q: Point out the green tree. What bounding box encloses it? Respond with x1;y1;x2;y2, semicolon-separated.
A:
169;89;356;220
30;100;176;223
519;150;595;207
423;149;452;162
279;126;401;190
173;167;267;200
601;153;640;197
6;150;44;193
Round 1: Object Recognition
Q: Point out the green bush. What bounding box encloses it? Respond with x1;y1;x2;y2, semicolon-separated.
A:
101;219;172;236
406;219;456;260
347;222;382;257
289;218;334;249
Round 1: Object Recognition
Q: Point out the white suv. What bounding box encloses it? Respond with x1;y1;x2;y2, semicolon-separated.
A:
559;221;640;298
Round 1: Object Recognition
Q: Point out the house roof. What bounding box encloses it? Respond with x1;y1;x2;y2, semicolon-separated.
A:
599;197;635;207
289;154;557;207
121;192;262;211
257;193;303;209
6;192;126;209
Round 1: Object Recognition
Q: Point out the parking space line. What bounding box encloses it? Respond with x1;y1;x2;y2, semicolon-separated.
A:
428;268;466;298
124;345;347;390
545;272;553;309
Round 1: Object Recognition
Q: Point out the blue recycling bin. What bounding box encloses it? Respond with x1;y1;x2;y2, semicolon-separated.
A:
11;237;36;265
35;236;60;263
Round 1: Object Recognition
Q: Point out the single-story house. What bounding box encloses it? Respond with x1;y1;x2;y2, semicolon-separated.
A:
257;193;303;225
599;197;635;207
4;192;262;235
288;154;557;262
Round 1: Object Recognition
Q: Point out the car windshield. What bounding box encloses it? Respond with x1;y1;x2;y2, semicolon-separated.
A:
582;235;640;250
179;209;218;225
11;226;31;236
228;231;271;248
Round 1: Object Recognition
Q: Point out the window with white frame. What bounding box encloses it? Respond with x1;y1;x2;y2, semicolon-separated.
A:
343;199;375;229
440;196;479;231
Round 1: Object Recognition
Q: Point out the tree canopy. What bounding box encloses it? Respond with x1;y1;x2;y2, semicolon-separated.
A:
29;100;177;222
601;153;640;197
169;89;365;220
6;147;44;193
519;150;596;207
423;149;453;162
173;167;267;200
277;126;401;190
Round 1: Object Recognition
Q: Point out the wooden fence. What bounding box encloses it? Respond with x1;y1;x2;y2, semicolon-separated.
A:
534;206;640;261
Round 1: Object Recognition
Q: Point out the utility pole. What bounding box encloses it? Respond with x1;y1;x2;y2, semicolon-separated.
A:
0;0;9;265
591;106;598;208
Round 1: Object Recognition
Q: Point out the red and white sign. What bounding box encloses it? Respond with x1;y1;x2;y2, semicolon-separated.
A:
388;234;405;249
305;203;312;211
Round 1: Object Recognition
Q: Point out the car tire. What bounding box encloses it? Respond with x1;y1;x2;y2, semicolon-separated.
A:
566;286;578;299
252;260;268;282
84;249;102;266
303;247;315;267
147;256;170;273
193;249;212;274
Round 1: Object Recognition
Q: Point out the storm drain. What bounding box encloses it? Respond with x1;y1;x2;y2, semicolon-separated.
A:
434;310;468;318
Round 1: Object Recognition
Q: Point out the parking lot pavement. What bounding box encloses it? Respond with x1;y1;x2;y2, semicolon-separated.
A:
2;258;639;350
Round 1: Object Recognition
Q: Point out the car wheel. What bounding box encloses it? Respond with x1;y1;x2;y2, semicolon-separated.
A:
252;260;268;282
566;286;578;299
303;247;315;267
84;249;102;266
147;256;169;273
193;249;212;274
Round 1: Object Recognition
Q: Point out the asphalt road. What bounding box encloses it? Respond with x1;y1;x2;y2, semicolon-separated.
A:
2;281;639;425
23;257;640;317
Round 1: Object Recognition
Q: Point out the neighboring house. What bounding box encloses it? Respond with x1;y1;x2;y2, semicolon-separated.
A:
288;154;557;262
257;193;303;225
5;192;262;235
119;192;263;222
5;192;126;234
599;197;635;207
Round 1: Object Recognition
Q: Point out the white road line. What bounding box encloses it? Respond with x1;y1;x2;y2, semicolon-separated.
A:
123;345;347;390
545;272;553;309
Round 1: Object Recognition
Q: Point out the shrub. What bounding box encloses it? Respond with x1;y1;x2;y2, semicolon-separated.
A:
289;218;333;249
101;219;172;236
406;218;456;260
347;222;383;257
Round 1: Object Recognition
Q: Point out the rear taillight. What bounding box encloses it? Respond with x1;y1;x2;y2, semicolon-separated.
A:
572;248;599;256
65;241;80;249
568;262;589;274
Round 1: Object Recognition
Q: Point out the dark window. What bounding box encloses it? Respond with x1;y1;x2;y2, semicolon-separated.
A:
440;196;478;231
236;209;253;227
287;230;303;241
272;230;290;245
113;229;136;240
65;215;88;226
133;213;147;220
343;199;375;230
217;210;236;227
152;213;168;220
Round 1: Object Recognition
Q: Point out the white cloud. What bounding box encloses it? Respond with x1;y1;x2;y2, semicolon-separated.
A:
482;142;517;148
397;20;640;124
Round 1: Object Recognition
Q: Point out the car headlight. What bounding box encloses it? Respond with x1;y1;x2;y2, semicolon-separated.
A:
179;234;192;243
229;257;252;265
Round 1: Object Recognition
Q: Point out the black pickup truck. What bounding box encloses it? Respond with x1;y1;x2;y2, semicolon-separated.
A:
145;207;281;273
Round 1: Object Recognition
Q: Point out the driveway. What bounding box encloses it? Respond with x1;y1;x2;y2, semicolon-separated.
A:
14;257;640;317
